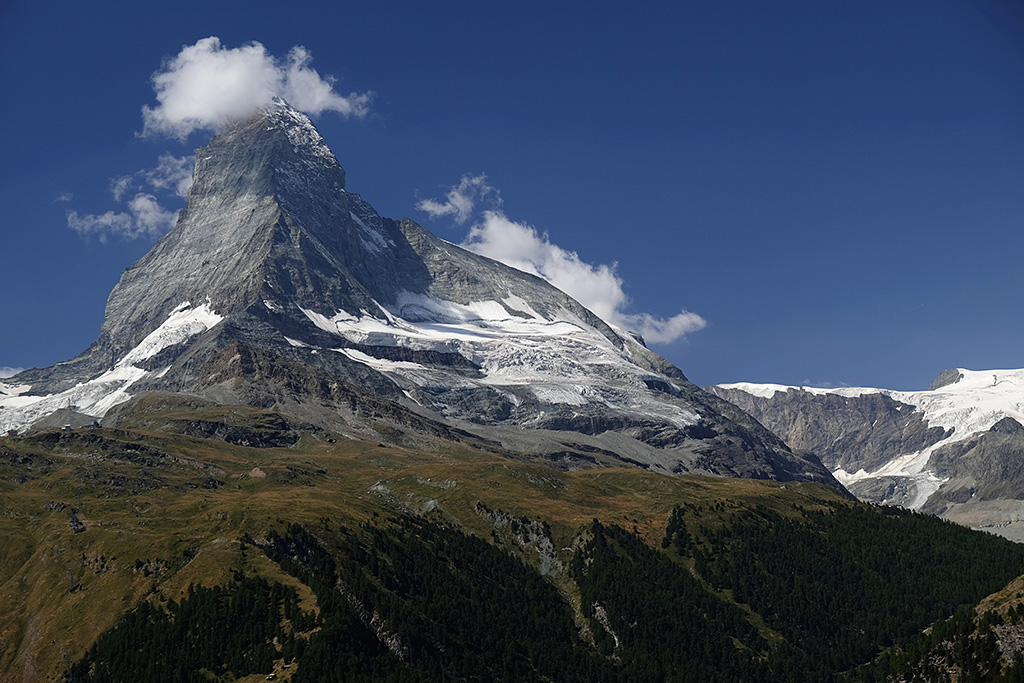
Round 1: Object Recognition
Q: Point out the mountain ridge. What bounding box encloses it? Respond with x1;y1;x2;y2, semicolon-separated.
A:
0;100;842;489
711;367;1024;537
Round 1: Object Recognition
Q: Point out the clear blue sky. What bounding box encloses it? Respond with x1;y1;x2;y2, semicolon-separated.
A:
1;0;1022;390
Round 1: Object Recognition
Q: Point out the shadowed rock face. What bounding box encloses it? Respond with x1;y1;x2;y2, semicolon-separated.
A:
929;369;964;390
2;100;844;491
921;418;1024;516
708;386;950;473
709;375;1024;538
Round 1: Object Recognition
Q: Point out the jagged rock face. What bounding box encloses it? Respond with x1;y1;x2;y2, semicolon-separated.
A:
921;418;1024;514
102;100;389;360
709;387;950;474
711;371;1024;538
0;101;843;490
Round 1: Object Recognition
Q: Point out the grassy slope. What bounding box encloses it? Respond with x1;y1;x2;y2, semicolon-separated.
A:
12;404;1015;681
0;409;853;681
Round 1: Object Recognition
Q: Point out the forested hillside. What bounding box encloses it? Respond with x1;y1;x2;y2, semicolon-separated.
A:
4;421;1024;681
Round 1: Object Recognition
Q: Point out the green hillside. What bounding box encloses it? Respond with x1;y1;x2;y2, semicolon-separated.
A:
3;407;1024;681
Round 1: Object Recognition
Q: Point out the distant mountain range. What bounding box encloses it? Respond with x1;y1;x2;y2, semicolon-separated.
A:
712;368;1024;538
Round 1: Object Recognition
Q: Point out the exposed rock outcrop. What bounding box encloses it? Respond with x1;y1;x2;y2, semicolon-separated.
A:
708;386;949;473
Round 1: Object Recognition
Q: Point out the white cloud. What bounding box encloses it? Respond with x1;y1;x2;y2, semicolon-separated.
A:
54;192;73;203
616;311;708;345
69;155;193;241
415;174;500;225
419;176;707;345
127;193;180;235
141;37;372;139
111;155;193;202
66;209;133;241
463;211;628;321
110;175;134;202
144;154;194;198
0;367;25;379
280;47;371;117
68;193;178;242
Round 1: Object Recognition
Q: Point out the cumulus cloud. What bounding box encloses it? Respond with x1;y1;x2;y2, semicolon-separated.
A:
141;37;372;139
0;367;25;379
419;177;706;344
616;311;708;345
415;174;500;225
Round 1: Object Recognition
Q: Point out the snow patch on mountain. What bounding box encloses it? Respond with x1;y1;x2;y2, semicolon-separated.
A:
299;295;587;346
262;96;339;163
0;302;223;433
0;382;31;398
833;460;947;510
722;369;1024;440
336;348;425;372
122;301;224;365
295;292;701;424
349;211;392;255
721;368;1024;509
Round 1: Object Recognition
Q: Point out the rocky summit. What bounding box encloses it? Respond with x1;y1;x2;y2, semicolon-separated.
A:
0;99;840;488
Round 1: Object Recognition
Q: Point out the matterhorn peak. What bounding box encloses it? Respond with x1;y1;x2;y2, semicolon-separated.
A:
0;111;843;492
250;96;341;173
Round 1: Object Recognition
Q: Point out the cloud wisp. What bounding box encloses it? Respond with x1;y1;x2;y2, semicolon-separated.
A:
0;367;25;379
68;155;193;241
142;37;372;139
67;194;180;242
142;154;194;198
111;154;194;202
417;176;706;345
416;174;501;225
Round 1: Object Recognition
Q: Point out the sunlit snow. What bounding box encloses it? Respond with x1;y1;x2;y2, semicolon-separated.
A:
298;292;700;425
0;302;223;433
722;369;1024;509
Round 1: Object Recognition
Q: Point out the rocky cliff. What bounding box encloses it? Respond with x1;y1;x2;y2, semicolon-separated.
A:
711;369;1024;537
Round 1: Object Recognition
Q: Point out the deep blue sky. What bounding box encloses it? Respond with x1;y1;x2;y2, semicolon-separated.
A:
1;0;1022;389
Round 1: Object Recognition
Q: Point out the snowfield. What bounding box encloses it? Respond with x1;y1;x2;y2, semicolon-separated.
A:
721;368;1024;508
0;302;223;434
300;291;701;427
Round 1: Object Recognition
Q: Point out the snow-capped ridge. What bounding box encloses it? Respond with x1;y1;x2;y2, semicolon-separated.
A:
261;96;336;165
717;367;1024;512
721;368;1024;440
0;302;222;433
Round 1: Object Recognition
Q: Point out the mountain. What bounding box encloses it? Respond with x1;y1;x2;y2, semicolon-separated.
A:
710;368;1024;538
0;98;839;489
8;100;1024;682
